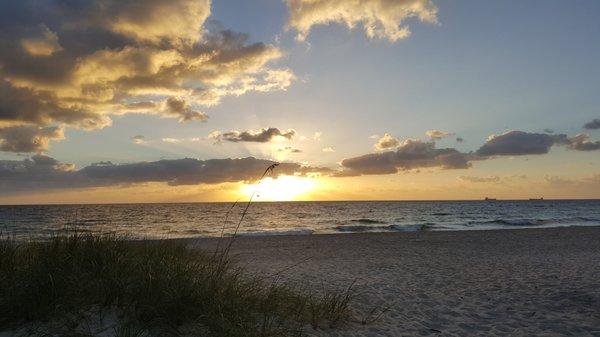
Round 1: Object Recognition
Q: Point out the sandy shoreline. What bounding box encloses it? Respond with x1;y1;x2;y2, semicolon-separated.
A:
190;227;600;336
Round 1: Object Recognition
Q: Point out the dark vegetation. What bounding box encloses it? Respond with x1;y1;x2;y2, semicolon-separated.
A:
0;233;353;336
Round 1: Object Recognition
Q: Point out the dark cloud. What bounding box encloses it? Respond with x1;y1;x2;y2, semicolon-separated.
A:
0;156;330;194
337;130;600;178
338;139;471;176
164;97;208;122
475;131;569;156
0;155;77;193
0;125;64;153
211;128;296;143
475;130;600;156
0;81;111;129
456;137;464;143
584;119;600;130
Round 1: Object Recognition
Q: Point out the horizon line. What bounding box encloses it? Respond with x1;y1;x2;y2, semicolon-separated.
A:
1;198;599;207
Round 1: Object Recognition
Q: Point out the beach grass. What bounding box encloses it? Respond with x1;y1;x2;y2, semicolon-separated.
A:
0;233;352;337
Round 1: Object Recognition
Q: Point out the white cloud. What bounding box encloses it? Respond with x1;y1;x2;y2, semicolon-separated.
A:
374;133;399;150
426;129;453;140
286;0;438;42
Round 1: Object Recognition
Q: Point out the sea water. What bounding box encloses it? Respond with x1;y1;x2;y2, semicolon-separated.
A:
1;200;599;240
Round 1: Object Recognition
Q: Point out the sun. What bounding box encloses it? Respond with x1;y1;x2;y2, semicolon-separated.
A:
241;175;316;201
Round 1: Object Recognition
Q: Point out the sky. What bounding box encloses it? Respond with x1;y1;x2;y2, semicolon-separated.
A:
1;0;600;204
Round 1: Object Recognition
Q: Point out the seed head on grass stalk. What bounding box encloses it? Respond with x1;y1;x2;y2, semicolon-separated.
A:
215;163;280;263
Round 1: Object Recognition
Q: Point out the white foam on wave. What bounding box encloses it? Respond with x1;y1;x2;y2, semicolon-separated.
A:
236;229;314;237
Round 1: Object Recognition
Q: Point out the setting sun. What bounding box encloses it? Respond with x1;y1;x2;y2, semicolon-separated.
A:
242;176;316;201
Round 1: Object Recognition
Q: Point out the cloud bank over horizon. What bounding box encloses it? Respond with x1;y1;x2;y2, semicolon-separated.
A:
335;130;600;177
0;155;330;195
1;127;599;196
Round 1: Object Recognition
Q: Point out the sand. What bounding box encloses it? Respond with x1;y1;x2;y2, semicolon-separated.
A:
191;227;600;336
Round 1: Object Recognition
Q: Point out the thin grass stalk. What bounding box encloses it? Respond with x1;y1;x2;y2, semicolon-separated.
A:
220;163;279;261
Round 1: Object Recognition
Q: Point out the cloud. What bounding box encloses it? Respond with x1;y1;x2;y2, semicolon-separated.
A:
313;131;322;141
278;146;302;153
0;0;293;146
210;128;296;143
374;133;399;150
286;0;438;42
0;81;112;130
322;147;335;153
456;137;464;143
475;130;600;156
101;0;211;45
459;175;529;184
475;131;569;156
0;155;330;194
336;129;600;179
545;174;600;188
131;135;145;144
426;129;453;140
458;175;501;183
566;134;600;151
162;138;181;144
0;125;64;153
20;24;63;57
163;97;208;122
584;119;600;130
339;139;471;176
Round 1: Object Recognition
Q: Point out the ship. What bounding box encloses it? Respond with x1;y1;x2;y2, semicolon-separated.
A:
484;197;497;201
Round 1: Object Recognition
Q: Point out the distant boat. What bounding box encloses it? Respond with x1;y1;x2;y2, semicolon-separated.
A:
529;197;544;200
484;197;497;201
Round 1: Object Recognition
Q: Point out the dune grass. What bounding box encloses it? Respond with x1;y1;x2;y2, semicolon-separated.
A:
0;233;353;337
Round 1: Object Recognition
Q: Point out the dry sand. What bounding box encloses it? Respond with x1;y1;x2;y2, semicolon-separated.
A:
191;227;600;336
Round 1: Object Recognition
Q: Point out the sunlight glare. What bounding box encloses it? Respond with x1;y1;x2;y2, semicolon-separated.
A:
242;176;316;201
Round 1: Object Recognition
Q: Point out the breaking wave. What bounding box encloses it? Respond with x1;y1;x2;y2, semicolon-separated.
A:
476;217;600;227
349;218;387;224
333;223;432;233
236;229;314;237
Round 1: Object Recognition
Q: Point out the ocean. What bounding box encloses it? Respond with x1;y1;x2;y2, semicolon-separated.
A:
1;200;599;240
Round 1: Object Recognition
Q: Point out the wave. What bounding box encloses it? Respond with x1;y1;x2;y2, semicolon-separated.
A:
334;223;432;233
237;229;314;237
350;218;387;224
481;219;551;226
476;217;600;227
334;216;600;233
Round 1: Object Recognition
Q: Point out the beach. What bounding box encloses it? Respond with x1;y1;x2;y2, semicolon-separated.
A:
191;227;600;336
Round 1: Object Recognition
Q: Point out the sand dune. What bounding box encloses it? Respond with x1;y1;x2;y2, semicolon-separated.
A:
191;227;600;336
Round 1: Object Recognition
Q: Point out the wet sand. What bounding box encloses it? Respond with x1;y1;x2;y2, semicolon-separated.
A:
190;227;600;336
